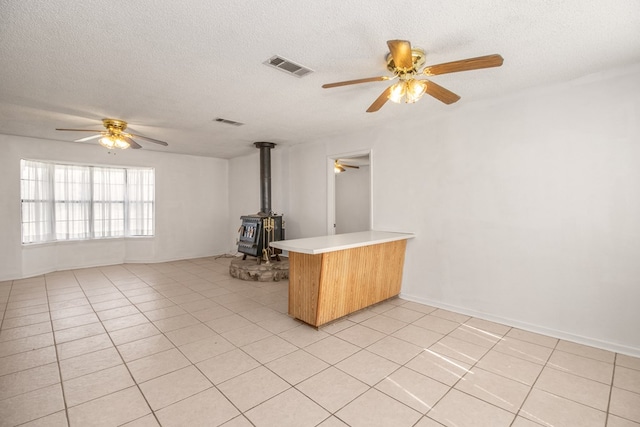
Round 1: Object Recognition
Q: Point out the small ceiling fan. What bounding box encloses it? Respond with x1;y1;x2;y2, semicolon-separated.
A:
322;39;503;113
56;118;169;150
334;159;360;173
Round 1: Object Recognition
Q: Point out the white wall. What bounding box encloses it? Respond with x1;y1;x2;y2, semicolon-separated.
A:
336;165;370;234
286;143;333;239
285;64;640;356
0;135;230;281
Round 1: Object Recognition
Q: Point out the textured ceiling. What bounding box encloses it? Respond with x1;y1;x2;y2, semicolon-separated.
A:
1;0;639;158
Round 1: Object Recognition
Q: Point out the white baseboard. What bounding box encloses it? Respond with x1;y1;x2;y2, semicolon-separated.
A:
400;292;640;358
0;261;125;282
0;252;233;281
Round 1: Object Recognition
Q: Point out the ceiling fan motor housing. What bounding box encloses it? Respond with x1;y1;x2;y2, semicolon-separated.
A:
102;118;128;133
386;48;426;76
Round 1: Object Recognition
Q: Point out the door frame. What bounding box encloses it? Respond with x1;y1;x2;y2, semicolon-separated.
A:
327;149;373;235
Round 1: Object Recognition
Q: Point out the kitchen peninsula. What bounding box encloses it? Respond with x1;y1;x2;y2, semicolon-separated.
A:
270;231;415;327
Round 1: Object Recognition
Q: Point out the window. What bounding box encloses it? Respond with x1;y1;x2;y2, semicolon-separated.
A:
20;160;154;244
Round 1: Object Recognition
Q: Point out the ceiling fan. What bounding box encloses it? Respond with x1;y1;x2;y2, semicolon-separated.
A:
56;118;169;150
334;159;360;173
322;39;504;113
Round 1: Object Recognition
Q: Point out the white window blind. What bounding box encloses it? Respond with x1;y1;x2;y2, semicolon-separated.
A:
20;160;155;244
93;167;126;238
54;164;91;240
127;168;155;236
21;160;55;244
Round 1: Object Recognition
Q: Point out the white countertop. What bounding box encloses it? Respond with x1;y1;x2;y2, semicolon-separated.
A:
269;230;415;255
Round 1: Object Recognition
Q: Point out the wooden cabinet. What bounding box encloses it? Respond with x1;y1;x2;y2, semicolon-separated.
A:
271;231;413;327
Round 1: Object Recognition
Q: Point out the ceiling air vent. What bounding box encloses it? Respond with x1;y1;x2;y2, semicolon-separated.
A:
264;55;313;77
214;117;244;126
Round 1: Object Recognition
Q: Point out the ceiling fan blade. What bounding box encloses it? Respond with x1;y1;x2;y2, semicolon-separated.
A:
322;76;390;89
342;164;360;169
123;136;142;149
424;80;461;105
423;54;504;76
366;86;392;113
56;128;104;133
75;134;103;142
387;40;413;70
128;133;169;146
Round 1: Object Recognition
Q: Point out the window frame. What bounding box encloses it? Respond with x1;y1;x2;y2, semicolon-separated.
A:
20;159;155;245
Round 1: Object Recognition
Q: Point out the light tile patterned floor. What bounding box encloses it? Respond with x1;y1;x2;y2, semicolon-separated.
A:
0;256;639;427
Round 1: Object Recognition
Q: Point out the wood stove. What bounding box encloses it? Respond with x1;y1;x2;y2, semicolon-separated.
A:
237;142;284;263
238;214;284;259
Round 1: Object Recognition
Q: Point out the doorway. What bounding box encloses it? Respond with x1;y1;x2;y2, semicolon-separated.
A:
327;150;372;235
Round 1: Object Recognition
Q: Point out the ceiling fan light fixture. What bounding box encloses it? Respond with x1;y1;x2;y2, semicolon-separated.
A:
406;79;427;103
388;79;426;104
114;137;130;149
388;81;406;104
99;135;129;150
99;136;114;149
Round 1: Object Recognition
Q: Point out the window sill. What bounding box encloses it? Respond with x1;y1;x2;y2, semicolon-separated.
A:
22;236;154;248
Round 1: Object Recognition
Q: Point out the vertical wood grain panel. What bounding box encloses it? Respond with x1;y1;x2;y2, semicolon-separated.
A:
288;251;323;325
315;239;407;326
288;239;408;327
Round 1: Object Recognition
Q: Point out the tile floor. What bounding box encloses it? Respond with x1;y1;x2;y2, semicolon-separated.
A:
1;256;639;427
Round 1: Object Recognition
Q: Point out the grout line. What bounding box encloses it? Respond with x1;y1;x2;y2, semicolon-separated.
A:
512;338;560;426
0;278;16;331
3;259;635;427
605;353;616;426
135;258;262;426
70;267;163;427
44;272;72;427
422;320;516;424
115;260;260;425
91;267;173;425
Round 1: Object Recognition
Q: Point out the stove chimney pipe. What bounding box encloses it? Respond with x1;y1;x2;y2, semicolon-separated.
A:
254;141;276;215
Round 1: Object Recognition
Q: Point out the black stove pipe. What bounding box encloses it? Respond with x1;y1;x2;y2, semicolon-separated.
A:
254;141;276;215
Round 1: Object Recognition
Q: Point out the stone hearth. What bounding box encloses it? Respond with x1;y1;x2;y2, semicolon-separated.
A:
229;257;289;282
